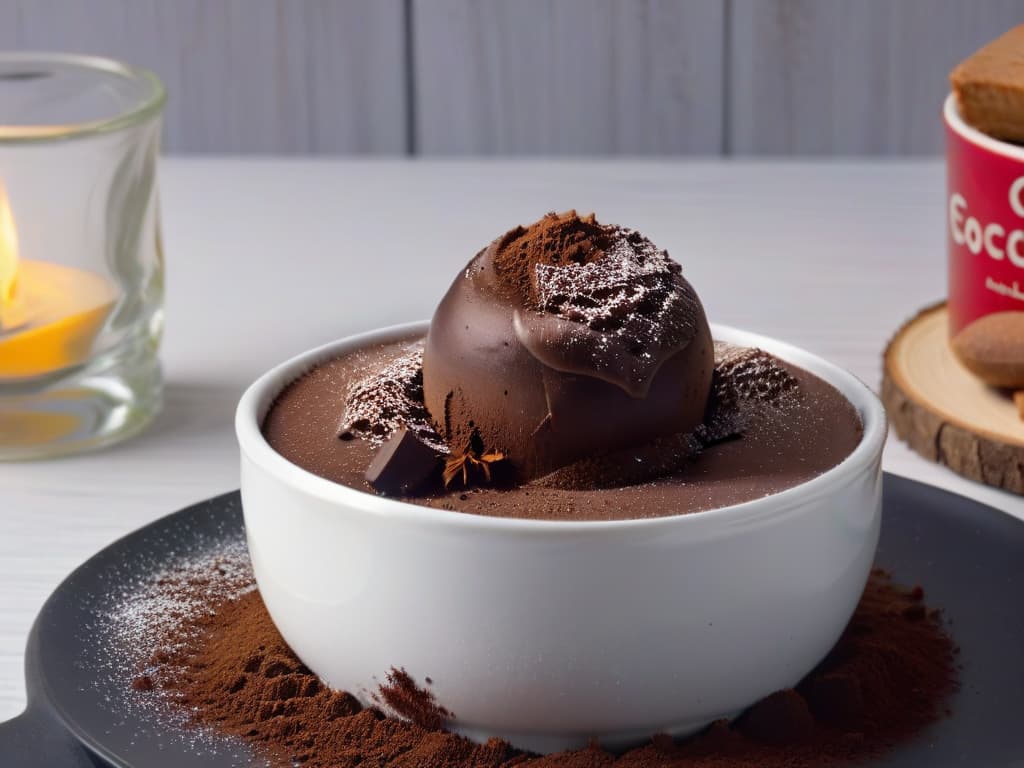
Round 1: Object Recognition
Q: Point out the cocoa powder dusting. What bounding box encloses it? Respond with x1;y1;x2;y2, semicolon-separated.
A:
130;555;958;768
493;211;615;305
377;666;453;731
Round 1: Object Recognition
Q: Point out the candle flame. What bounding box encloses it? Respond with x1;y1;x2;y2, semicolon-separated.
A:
0;181;18;310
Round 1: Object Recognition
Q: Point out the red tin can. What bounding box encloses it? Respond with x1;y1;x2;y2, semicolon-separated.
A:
946;93;1024;337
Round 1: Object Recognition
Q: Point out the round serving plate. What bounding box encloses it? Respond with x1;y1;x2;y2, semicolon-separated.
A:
0;475;1023;766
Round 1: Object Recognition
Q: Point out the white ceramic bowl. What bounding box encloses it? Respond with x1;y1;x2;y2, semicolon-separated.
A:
236;322;886;754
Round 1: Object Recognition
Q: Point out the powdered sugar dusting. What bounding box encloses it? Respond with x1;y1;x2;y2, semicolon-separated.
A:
532;229;697;356
338;341;447;452
107;539;255;707
84;523;263;762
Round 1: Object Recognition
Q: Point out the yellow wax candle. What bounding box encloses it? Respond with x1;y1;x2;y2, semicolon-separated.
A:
0;183;116;379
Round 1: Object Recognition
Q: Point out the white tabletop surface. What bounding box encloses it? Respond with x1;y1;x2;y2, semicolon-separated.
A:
2;158;1023;722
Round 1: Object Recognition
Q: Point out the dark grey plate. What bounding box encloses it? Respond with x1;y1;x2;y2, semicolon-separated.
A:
1;475;1023;766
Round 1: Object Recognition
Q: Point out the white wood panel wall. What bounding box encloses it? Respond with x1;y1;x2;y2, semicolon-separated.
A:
0;0;407;154
729;0;1024;155
0;0;1022;155
412;0;725;154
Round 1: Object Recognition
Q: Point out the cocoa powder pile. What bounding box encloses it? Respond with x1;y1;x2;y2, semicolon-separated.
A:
492;211;617;303
126;556;958;768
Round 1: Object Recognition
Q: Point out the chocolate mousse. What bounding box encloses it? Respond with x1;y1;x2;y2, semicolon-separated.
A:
262;212;863;521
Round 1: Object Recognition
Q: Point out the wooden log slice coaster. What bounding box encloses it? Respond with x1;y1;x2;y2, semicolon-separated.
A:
883;302;1024;494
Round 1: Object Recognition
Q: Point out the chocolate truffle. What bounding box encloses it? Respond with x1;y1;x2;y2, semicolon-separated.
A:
421;211;714;481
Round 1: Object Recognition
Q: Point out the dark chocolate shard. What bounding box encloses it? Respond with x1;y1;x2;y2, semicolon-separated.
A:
365;427;443;496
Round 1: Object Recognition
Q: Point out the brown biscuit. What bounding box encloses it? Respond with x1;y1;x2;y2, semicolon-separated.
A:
951;311;1024;389
951;25;1024;143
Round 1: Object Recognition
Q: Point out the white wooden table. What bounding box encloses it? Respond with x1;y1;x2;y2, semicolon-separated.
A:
3;158;1022;722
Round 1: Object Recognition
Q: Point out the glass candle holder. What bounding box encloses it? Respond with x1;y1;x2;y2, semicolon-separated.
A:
0;53;165;459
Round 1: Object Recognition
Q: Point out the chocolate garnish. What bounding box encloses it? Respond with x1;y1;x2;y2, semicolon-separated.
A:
700;343;802;444
712;343;801;407
365;427;443;496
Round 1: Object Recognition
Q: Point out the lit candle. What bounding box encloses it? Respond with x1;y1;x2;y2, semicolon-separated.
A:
0;181;116;379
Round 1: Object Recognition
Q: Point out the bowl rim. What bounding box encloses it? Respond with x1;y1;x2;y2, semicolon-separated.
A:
236;321;887;532
944;91;1024;163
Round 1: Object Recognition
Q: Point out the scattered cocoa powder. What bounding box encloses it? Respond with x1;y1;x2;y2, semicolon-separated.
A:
124;554;958;768
376;666;453;731
130;674;155;692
